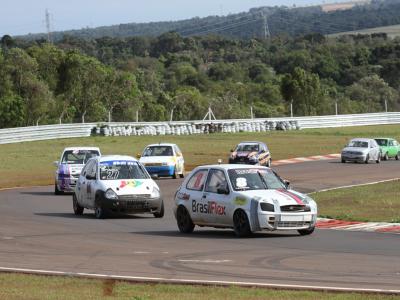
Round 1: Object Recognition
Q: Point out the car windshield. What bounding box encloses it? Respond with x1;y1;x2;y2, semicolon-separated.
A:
228;168;286;191
99;161;149;180
348;141;368;148
235;144;259;152
61;150;100;164
143;146;173;157
375;139;387;146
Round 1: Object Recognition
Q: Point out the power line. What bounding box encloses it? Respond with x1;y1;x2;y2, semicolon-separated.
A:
45;9;52;43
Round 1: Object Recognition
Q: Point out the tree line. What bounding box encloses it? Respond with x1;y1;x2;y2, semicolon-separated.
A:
1;31;400;128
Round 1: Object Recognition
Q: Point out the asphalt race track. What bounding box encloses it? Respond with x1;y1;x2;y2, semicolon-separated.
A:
0;159;400;292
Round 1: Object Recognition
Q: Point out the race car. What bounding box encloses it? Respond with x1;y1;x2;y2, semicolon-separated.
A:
73;155;164;219
54;147;101;194
341;138;381;164
138;143;185;179
374;137;400;160
173;164;317;237
229;141;271;167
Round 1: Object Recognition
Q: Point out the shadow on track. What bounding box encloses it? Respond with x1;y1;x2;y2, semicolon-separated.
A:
21;191;63;197
134;230;298;239
34;212;154;220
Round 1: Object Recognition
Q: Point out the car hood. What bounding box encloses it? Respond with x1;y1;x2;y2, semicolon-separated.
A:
104;179;157;196
139;156;175;164
236;189;311;206
57;164;84;175
342;147;369;153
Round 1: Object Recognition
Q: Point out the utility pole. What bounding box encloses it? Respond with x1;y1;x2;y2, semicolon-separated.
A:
45;9;52;43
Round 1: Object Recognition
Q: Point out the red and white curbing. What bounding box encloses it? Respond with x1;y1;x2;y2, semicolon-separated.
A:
274;154;341;166
317;218;400;234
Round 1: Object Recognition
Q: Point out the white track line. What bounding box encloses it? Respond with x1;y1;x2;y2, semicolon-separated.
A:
0;267;399;294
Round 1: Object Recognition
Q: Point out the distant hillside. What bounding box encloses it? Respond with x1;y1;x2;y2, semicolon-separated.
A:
19;0;400;40
329;23;400;38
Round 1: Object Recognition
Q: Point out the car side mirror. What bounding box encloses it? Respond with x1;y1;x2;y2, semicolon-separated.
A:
53;161;59;167
86;174;95;180
150;174;159;180
283;179;290;189
136;153;141;159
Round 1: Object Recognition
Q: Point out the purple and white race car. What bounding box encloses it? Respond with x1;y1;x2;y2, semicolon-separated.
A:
54;147;101;194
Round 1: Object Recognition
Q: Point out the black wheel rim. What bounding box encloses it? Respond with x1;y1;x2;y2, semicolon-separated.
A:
234;211;247;232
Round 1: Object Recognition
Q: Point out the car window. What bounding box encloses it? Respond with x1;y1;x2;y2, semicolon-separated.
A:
375;139;387;146
81;160;94;176
348;141;368;148
205;169;228;194
186;169;208;191
143;146;173;156
388;140;393;146
87;161;97;179
61;150;100;164
394;141;398;146
236;144;259;152
228;168;286;191
99;161;149;180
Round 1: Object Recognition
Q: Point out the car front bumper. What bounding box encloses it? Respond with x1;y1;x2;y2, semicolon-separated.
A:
100;194;163;214
341;154;367;162
257;212;317;231
145;165;175;176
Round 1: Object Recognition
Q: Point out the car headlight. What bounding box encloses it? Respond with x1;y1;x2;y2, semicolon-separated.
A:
151;187;160;198
260;202;275;212
105;189;118;200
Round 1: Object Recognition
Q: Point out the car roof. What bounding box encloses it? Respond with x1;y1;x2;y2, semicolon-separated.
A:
63;147;100;151
237;141;263;145
145;143;177;147
98;155;138;162
193;164;270;170
374;137;392;140
350;138;373;142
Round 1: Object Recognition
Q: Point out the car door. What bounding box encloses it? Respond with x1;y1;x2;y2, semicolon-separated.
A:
203;169;231;226
371;140;380;160
185;169;209;223
76;160;92;206
174;145;184;173
388;140;396;157
84;160;98;209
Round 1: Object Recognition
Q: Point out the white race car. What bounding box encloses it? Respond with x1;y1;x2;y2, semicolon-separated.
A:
54;147;101;194
139;143;185;179
173;164;317;237
73;155;164;219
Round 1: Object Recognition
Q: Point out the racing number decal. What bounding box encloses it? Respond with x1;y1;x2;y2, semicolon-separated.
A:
193;172;204;189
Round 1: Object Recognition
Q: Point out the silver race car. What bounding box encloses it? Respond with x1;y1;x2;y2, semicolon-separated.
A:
73;155;164;219
173;164;317;237
341;138;381;164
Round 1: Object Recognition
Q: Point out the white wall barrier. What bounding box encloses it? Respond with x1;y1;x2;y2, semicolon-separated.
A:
0;112;399;144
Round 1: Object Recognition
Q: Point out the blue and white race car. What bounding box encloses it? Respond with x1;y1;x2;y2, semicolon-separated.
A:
54;147;101;194
139;143;185;179
173;164;317;237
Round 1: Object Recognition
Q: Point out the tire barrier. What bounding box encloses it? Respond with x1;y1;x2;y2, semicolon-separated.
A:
98;120;300;137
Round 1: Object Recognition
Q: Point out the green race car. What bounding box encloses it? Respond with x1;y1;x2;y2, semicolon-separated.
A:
374;138;400;160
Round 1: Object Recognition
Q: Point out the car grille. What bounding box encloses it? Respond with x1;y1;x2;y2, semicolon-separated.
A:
277;221;310;228
119;194;152;201
280;205;308;212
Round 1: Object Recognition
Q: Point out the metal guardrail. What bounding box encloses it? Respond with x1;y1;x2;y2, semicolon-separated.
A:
0;113;399;144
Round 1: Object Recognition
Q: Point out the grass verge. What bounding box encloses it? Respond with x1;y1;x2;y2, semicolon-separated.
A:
0;124;399;189
0;273;399;300
312;179;400;222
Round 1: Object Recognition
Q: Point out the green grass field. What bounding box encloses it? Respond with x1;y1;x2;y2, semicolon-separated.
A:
0;273;398;300
312;179;400;222
329;24;400;38
1;124;399;189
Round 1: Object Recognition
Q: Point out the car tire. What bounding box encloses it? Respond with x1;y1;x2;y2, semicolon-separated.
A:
341;158;345;163
176;205;194;233
72;194;84;215
172;166;178;179
365;154;369;164
298;226;315;236
94;198;107;219
383;152;389;161
233;209;252;237
396;153;399;160
376;153;381;164
179;166;185;178
266;159;271;167
153;201;164;218
54;183;63;195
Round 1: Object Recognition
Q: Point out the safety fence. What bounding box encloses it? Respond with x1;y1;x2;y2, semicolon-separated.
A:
0;112;399;144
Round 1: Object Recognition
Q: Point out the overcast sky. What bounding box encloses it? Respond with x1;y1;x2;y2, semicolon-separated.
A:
1;0;345;36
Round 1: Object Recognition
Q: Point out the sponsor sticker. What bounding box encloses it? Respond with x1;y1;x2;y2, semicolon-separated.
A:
119;180;144;189
234;197;247;206
192;200;226;216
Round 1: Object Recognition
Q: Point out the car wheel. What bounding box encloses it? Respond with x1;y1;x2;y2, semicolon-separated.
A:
298;226;315;236
72;194;84;215
179;166;185;178
396;152;399;160
94;198;107;219
172;166;178;179
233;209;252;237
376;153;381;164
266;159;271;167
54;183;63;195
341;158;346;163
383;152;389;161
176;205;194;233
365;154;369;164
153;201;164;218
